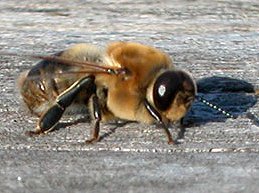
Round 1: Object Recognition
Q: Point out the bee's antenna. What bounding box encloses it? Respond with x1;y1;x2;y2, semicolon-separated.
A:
195;95;237;119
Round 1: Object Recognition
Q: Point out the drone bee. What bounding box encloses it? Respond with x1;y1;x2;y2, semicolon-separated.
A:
17;42;197;144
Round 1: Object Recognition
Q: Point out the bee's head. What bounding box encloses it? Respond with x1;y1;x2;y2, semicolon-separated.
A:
151;70;196;121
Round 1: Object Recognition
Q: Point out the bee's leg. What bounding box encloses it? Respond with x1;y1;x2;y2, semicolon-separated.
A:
144;99;175;144
85;94;102;144
180;117;184;125
26;76;95;136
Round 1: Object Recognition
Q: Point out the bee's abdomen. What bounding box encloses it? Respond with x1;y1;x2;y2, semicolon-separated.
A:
19;75;55;116
18;43;105;116
18;60;71;116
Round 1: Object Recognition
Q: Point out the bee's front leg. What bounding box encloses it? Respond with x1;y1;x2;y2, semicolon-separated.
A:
26;76;96;136
144;99;175;144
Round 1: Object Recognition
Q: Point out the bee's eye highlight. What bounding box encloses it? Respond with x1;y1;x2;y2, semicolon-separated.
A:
153;71;180;111
158;85;166;96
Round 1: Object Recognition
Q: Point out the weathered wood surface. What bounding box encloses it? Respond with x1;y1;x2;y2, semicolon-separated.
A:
0;0;258;192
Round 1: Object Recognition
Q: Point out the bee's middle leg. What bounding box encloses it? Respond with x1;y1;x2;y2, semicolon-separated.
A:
26;76;95;136
85;94;102;144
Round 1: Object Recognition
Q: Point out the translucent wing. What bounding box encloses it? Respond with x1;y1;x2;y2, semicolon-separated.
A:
0;51;127;76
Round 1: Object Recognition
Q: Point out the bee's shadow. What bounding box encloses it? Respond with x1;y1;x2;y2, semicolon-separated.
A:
53;117;132;141
54;117;90;131
182;76;257;126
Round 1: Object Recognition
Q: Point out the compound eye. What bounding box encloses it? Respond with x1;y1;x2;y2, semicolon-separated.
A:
153;71;180;111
